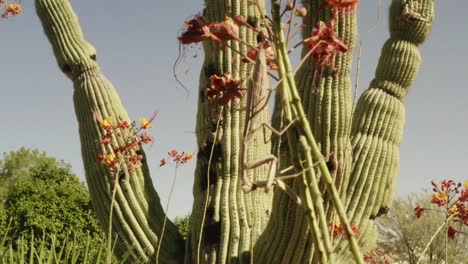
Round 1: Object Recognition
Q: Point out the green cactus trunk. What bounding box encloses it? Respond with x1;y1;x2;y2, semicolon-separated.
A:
35;0;434;263
187;1;273;262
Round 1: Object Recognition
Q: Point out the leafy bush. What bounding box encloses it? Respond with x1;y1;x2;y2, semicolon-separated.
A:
0;148;104;261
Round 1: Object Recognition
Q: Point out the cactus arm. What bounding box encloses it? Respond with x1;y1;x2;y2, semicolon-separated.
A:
35;0;185;262
344;0;435;256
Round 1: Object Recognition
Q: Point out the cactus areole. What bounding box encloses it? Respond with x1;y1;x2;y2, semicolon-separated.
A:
36;0;433;263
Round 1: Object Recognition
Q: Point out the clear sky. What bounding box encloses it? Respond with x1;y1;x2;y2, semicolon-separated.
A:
1;1;467;218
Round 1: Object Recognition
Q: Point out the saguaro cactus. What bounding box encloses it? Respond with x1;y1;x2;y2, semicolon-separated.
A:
36;0;434;263
36;0;184;262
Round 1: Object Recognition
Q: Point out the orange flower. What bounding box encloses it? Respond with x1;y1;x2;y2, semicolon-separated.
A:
431;191;449;206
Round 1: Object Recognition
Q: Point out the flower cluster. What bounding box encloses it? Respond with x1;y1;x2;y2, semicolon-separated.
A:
363;250;390;264
205;73;244;106
414;180;468;239
329;221;360;238
96;113;157;182
160;149;193;167
178;16;239;45
1;2;22;18
306;20;348;69
242;42;278;71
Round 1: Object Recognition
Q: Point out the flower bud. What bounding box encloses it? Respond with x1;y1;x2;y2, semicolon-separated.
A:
295;6;307;17
233;15;246;26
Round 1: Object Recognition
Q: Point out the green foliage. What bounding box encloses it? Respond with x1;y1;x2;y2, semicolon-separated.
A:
173;214;190;240
0;226;113;264
0;147;52;211
0;148;104;261
377;192;468;263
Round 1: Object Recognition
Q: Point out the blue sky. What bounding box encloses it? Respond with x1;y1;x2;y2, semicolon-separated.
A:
1;1;467;218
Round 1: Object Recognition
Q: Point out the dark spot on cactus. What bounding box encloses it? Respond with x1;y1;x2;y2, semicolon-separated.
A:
240;252;251;262
90;54;96;61
61;64;72;75
377;206;389;217
204;64;217;80
199;90;205;103
199;160;217;190
326;152;338;175
117;170;126;184
206;207;215;218
203;222;221;245
370;206;390;220
246;16;258;28
198;141;221;190
256;31;267;44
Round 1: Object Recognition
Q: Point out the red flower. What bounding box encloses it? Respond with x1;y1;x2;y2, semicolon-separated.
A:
306;20;348;69
447;225;457;240
440;180;456;191
459;186;468;202
206;73;243;105
209;17;239;44
351;225;360;237
325;0;359;10
242;42;278;70
329;222;344;237
116;116;131;129
140;132;154;144
161;150;193;167
168;149;178;158
178;16;212;44
178;16;239;45
100;135;112;145
414;205;425;219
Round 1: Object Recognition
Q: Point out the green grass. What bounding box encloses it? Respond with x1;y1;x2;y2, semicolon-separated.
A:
0;220;131;264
